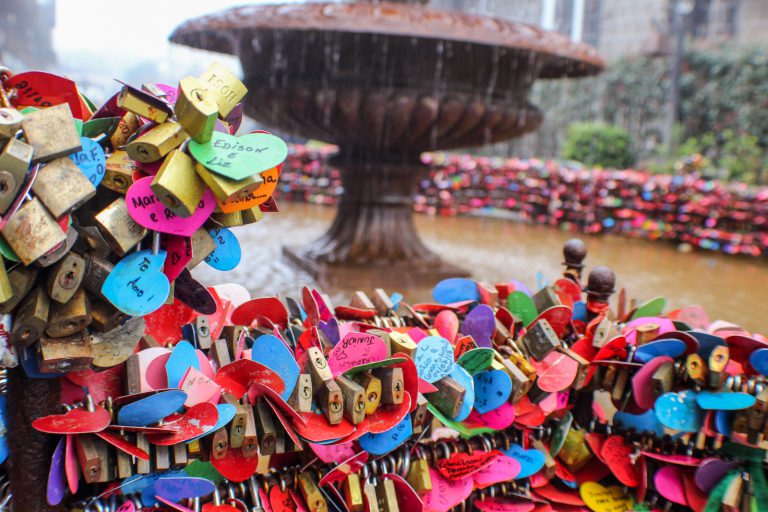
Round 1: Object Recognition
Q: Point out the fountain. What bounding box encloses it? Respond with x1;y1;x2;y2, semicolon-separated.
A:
170;1;603;282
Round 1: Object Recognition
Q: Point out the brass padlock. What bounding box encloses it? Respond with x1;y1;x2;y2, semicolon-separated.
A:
532;286;561;313
198;62;248;118
74;434;101;483
90;297;126;333
307;346;333;390
288;373;313;413
371;288;393;316
0;259;11;304
210;210;243;227
297;472;328;512
559;428;593;472
135;434;151;474
747;387;768;445
94;197;147;256
388;331;417;358
82;252;114;298
363;479;380;512
254;400;277;455
522;318;560;361
635;323;659;346
38;329;92;373
1;197;67;265
210;338;232;369
0;107;23;138
21;103;82;162
708;345;729;388
46;287;91;338
103;150;136;194
116;84;173;124
351;291;375;310
155;444;171;471
376;478;400;512
125;121;187;163
0;264;37;313
10;286;49;347
0;137;33;213
686;353;708;386
343;473;365;512
336;375;366;425
46;252;85;304
187;227;216;268
32;157;97;218
175;76;218;143
195;161;263;204
151;149;205;217
35;226;78;268
406;458;432;497
241;400;259;458
208;427;228;461
373;367;404;405
319;379;344;425
109;112;140;149
428;375;465;419
116;445;134;479
221;393;247;449
651;361;675;397
411;393;430;434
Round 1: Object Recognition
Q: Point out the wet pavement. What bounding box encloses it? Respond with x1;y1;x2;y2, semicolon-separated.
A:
193;202;768;333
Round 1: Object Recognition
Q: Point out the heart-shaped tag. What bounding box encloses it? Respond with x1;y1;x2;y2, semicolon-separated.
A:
630;297;666;320
204;227;241;271
231;297;288;328
358;413;412;455
465;402;516;431
473;369;512;414
432;278;480;304
294;411;355;443
47;437;66;506
434;310;460;344
69;137;106;186
309;441;357;464
473;454;521;489
436;450;500;480
215;359;284;399
327;332;388;377
655;390;703;432
506;291;537;326
652;466;688;506
117;389;187;427
447;364;474;421
579;482;633;512
6;71;86;118
126;177;216;236
180;367;221;407
600;436;640;487
633;339;686;363
102;250;170;316
474;497;535;512
613;410;664;437
533;351;579;393
251;334;299;400
457;348;495;375
162;235;192;282
461;305;495;348
502;444;545;479
32;406;112;434
696;391;756;410
694;457;741;493
94;430;149;460
631;356;674;410
422;468;474;512
145;402;218;445
415;336;455;383
189;131;288;181
749;348;768;376
529;305;572;338
155;477;216;502
166;341;200;388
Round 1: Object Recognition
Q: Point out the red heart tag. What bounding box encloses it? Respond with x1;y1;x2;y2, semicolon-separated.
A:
6;71;86;118
95;430;149;460
144;300;197;347
231;297;289;329
145;402;218;445
32;406;112;434
248;382;306;426
293;411;354;443
436;450;501;480
533;484;585;506
366;394;411;434
528;305;572;338
319;451;369;486
215;359;285;399
66;366;124;404
211;448;261;483
601;435;640;487
65;434;79;494
269;486;298;512
301;286;320;326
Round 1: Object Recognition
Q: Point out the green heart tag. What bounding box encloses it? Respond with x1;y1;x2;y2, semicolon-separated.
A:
189;131;288;181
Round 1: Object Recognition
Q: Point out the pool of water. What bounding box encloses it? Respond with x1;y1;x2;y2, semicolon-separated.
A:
193;202;768;334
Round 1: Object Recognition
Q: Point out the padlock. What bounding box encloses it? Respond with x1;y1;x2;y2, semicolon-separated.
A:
591;316;614;348
75;225;112;259
721;472;744;511
297;472;328;512
94;197;147;256
0;264;37;313
221;393;247;449
708;345;729;388
496;354;532;403
650;361;675;397
411;393;430;434
363;478;380;512
307;346;333;390
1;197;67;265
371;288;393;316
74;434;102;483
172;443;188;469
155;444;171;471
151;149;206;217
175;76;218;143
46;252;85;304
220;325;247;359
559;428;593;472
208;427;229;461
288;373;313;413
90;298;126;333
352;372;382;415
634;323;659;346
38;329;92;373
198;62;248;118
388;332;417;358
522;318;560;361
336;375;366;425
210;338;231;369
125;121;187;163
241;399;259;458
343;473;365;512
254;400;277;455
32;157;97;218
376;478;399;512
526;382;551;405
181;316;213;350
10;286;49;347
406;458;432;497
46;288;91;338
318;379;344;425
747;387;768;445
373;367;404;405
36;225;78;268
428;375;465;419
351;291;375;310
210;210;243;227
240;204;264;225
532;286;561;313
560;347;589;390
116;445;134;479
0;137;33;213
116;84;172;124
530;438;557;478
110;112;140;149
21;103;82;162
685;353;708;386
135;434;151;474
0;107;23;138
188;227;216;268
102;150;136;194
81;252;114;298
195;161;263;204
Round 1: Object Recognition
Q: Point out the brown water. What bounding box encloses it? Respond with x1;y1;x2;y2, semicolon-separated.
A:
193;202;768;334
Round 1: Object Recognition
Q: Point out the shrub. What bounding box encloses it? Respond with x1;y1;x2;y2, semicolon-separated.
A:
562;123;635;169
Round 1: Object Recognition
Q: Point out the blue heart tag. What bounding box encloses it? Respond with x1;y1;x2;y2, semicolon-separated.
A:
432;278;480;304
696;391;756;411
186;404;235;444
358;413;412;456
252;334;299;400
204;227;241;271
448;364;474;422
634;339;686;363
654;390;703;432
102;250;170;316
503;444;545;479
536;271;549;291
155;476;216;502
117;390;188;427
414;336;454;384
473;369;512;414
572;301;587;322
166;341;200;388
749;348;768;376
69;137;106;186
614;410;665;437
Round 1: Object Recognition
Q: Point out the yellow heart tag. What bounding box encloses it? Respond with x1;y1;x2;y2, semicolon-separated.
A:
580;482;634;512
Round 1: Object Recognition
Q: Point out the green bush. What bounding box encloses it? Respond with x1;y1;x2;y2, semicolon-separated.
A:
562;123;635;169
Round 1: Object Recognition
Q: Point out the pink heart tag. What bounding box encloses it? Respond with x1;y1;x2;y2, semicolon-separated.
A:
434;310;460;344
126;176;215;236
309;441;357;464
423;468;474;512
654;466;688;506
465;402;516;430
473;455;522;488
180;366;221;407
533;351;578;392
327;332;388;377
631;356;674;410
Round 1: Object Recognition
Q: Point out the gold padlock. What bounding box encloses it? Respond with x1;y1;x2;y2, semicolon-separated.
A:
343;473;365;512
406;458;432;497
376;478;400;512
0;137;33;213
319;379;344;425
46;287;91;338
254;400;277;455
109;112;139;149
21;103;82;162
210;210;243;227
373;367;404;405
428;375;465;419
1;197;67;265
10;286;49;347
47;252;85;303
151;149;205;217
94;197;147;256
32;157;97;218
103;150;136;194
198;62;248;118
195;161;263;204
240;204;264;225
90;297;125;333
36;226;78;268
125;121;187;163
175;76;218;143
297;472;328;512
82;252;114;298
116;84;172;124
187;227;216;268
38;329;92;373
353;372;382;415
336;375;366;425
0;265;37;313
0;107;23;138
288;374;313;413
